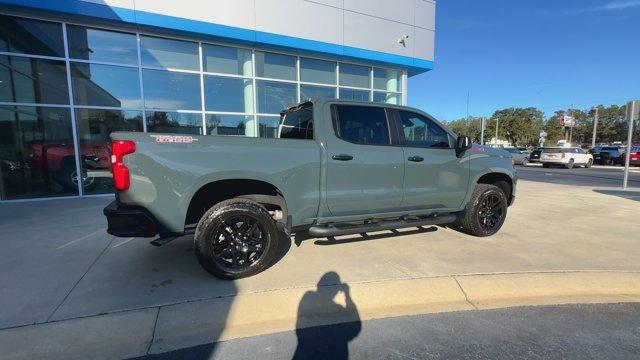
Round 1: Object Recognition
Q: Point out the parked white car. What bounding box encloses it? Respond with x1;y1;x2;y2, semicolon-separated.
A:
540;147;593;169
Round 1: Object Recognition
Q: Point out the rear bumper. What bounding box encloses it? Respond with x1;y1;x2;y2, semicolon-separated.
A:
103;200;158;238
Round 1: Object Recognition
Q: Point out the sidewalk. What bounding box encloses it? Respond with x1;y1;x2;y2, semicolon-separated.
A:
0;180;639;359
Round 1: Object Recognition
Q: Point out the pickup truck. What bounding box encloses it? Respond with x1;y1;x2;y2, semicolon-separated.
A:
104;99;516;279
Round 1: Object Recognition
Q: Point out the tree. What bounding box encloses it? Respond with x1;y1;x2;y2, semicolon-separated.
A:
485;107;543;146
446;116;483;143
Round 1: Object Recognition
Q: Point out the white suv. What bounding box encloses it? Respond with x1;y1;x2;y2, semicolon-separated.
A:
540;147;593;169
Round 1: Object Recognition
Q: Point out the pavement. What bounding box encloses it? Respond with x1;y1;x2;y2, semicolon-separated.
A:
136;302;640;360
0;167;639;359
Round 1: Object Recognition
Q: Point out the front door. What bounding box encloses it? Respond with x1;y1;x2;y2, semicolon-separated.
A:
394;110;470;210
324;104;404;216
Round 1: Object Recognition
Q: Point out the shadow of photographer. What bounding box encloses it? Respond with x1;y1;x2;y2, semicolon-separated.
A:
293;271;361;360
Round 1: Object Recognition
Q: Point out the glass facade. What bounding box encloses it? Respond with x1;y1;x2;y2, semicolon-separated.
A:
0;14;406;200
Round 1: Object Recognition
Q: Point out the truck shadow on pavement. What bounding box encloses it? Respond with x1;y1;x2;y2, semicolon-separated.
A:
593;189;640;202
293;226;438;246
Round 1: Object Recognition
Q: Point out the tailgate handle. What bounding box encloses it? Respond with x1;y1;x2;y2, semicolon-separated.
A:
332;154;354;161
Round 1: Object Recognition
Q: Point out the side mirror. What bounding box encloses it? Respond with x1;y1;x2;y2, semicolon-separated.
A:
456;136;472;157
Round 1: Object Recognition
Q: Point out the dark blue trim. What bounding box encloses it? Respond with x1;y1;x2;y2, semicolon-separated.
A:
0;0;434;74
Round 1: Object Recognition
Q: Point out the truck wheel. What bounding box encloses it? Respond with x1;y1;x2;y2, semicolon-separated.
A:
194;198;278;280
458;184;508;237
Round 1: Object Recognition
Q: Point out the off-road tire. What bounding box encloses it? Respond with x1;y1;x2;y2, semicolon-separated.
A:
194;198;279;280
458;184;508;237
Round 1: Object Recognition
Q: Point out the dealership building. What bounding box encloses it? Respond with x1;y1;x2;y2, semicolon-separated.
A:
0;0;435;201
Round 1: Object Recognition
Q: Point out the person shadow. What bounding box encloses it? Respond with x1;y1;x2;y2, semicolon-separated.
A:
293;271;361;360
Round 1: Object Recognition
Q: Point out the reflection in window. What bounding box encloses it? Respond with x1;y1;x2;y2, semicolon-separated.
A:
67;26;138;65
255;52;296;80
279;104;313;140
0;105;77;199
142;69;201;110
256;80;296;114
373;92;400;105
373;68;402;92
71;63;142;108
339;63;370;88
258;116;279;138
146;111;202;134
300;58;336;84
140;36;199;70
0;15;64;57
203;44;252;76
301;85;335;101
334;105;389;145
75;109;143;194
205;114;253;136
339;88;370;102
204;76;253;113
0;56;69;104
399;111;451;148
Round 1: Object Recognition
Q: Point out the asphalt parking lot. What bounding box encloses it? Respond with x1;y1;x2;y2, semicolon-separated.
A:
0;166;639;358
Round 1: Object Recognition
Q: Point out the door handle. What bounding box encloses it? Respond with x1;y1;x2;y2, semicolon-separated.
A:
408;155;424;162
332;154;354;161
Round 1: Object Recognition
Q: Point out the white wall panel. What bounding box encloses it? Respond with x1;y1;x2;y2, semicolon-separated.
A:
344;0;415;25
134;0;256;31
415;0;436;30
343;11;414;58
255;0;342;45
414;26;435;60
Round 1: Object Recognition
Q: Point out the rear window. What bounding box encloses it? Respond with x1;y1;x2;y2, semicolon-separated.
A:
332;105;390;145
505;148;521;153
543;148;564;153
602;147;619;151
279;104;313;140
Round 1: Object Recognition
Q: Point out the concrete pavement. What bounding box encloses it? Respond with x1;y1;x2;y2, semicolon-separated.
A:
0;177;639;358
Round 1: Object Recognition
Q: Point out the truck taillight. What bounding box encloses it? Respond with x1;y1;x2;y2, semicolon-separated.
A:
111;140;136;191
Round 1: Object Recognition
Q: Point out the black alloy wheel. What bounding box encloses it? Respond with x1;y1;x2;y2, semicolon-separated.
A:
477;193;504;231
210;215;267;271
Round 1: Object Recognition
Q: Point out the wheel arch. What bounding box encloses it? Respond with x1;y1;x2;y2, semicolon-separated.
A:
475;171;514;204
185;179;288;227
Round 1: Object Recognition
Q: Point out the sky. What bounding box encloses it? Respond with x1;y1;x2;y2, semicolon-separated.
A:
408;0;640;121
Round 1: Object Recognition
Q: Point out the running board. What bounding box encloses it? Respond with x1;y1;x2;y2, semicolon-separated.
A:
308;214;457;238
149;226;196;247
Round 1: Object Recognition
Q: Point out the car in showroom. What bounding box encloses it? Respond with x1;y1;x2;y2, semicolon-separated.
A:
540;147;593;169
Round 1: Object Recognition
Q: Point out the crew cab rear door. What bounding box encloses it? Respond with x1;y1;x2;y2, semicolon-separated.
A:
390;109;470;210
323;104;404;216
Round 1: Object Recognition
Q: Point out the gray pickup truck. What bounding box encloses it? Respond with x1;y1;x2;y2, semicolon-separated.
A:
104;99;516;279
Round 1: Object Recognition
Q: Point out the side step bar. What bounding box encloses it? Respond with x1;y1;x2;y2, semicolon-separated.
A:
308;214;457;238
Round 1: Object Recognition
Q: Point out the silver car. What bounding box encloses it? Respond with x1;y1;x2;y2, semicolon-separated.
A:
504;147;529;165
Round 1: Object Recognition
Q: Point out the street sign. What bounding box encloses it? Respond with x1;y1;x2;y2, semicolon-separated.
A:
560;115;575;127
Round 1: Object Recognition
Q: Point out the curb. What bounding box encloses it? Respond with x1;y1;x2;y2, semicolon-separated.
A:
2;271;640;359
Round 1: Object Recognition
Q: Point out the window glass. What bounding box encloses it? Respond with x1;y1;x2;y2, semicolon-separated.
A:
255;52;296;80
373;92;400;105
140;36;199;70
256;80;296;114
333;105;390;145
75;109;142;194
258;116;280;138
339;63;370;88
280;105;313;140
300;58;336;84
339;88;370;102
146;111;202;134
301;85;336;101
67;26;138;65
71;63;141;108
0;105;77;199
0;56;69;104
399;111;451;148
202;44;252;76
205;114;254;136
142;69;201;110
204;76;253;113
373;68;402;92
0;15;64;57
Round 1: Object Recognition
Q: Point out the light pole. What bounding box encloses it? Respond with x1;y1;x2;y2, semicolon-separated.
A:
480;117;485;145
591;106;599;149
494;117;499;146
